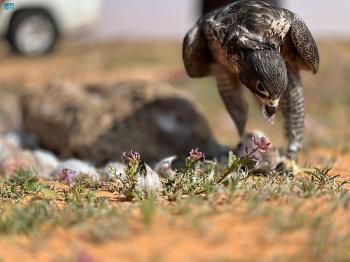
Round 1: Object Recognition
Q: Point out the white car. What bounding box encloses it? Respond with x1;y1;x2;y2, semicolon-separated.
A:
0;0;102;56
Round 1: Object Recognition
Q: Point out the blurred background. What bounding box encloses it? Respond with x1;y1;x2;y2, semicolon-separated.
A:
0;0;350;163
93;0;350;40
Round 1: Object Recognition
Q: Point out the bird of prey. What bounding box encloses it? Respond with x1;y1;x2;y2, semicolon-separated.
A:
183;0;319;159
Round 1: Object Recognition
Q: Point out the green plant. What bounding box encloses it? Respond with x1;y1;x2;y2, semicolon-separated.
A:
139;192;157;226
0;197;113;235
108;150;144;200
0;168;47;199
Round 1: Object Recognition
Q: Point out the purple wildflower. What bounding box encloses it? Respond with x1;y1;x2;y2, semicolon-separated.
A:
252;136;271;153
240;136;272;166
188;148;205;161
58;168;77;186
121;150;141;166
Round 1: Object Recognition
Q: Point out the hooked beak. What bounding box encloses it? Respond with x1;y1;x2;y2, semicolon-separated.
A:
260;99;279;124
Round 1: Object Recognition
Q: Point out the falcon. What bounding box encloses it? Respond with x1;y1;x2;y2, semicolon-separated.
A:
183;0;319;160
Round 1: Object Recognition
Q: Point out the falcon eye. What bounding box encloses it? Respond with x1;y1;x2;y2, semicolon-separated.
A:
257;82;265;92
256;81;269;97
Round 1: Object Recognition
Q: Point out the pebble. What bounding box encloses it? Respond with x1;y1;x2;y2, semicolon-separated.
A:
34;149;60;168
0;150;37;176
33;149;60;179
154;155;177;179
136;164;162;193
3;132;22;148
52;159;99;181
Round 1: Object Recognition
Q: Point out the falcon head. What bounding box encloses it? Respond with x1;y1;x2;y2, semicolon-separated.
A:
238;49;288;123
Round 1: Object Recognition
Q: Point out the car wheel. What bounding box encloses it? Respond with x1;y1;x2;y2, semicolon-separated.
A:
8;11;58;56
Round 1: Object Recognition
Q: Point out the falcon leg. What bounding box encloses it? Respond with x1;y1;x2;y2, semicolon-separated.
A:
213;65;248;138
281;64;305;159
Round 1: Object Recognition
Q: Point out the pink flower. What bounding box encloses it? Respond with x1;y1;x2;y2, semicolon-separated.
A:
188;148;205;161
241;136;272;164
252;136;271;153
121;150;141;165
58;168;77;186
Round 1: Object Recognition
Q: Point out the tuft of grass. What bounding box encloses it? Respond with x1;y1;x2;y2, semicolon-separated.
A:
80;214;129;243
139;192;157;226
0;200;56;234
63;180;96;205
0;196;113;235
0;168;47;199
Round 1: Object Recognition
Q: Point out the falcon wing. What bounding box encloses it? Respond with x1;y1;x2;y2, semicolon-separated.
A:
224;23;278;53
183;23;213;78
234;31;277;51
290;18;319;73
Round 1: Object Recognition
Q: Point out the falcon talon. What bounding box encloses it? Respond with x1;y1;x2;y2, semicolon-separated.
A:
183;0;319;160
